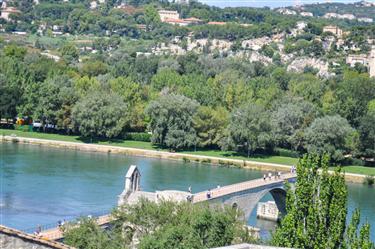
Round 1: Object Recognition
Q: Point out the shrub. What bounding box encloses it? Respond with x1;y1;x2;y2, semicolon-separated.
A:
275;148;300;158
364;176;374;186
14;125;33;132
124;132;151;142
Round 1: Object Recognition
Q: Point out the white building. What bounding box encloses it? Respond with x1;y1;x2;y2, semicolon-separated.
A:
346;47;375;78
0;6;21;21
346;54;369;67
358;17;373;23
339;14;356;20
276;8;297;15
296;21;307;30
90;1;97;9
158;10;179;22
370;47;375;78
300;11;313;17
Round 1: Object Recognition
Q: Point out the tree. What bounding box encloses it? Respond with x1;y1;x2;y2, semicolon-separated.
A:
303;115;359;161
72;91;128;139
358;103;375;157
80;60;108;77
146;94;199;150
0;74;19;120
332;71;375;127
271;100;317;150
144;5;160;31
193;106;228;148
59;43;79;63
32;75;78;131
64;218;123;249
225;104;274;157
151;68;183;91
109;77;147;131
65;199;253;249
272;154;374;249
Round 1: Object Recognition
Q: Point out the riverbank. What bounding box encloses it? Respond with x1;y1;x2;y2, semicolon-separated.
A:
0;132;371;183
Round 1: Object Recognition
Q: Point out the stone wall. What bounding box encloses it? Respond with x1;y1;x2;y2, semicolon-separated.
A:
0;225;74;249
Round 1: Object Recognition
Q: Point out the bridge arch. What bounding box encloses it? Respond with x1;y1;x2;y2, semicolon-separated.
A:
219;185;287;221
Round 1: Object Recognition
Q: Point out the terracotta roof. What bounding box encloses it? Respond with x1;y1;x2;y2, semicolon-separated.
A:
0;225;75;249
184;17;202;22
207;21;226;25
2;7;21;13
164;18;189;24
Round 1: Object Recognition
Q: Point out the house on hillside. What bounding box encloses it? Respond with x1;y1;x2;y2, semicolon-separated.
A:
323;25;343;38
158;10;179;22
346;47;375;77
0;6;21;21
358;17;373;23
300;12;313;17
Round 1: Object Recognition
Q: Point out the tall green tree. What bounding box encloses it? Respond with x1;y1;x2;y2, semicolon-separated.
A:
193;106;228;148
146;94;199;150
272;154;374;249
72;91;128;139
224;103;273;157
303;115;359;161
271;100;318;150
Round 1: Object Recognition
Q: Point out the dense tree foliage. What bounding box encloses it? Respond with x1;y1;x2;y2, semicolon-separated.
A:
1;41;375;161
146;94;199;150
72;91;128;139
272;154;374;249
64;199;253;249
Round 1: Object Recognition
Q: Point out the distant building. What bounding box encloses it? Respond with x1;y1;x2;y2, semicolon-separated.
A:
323;25;343;38
339;14;356;20
163;18;189;26
89;1;97;9
207;21;226;25
296;21;307;30
346;47;375;77
158;9;179;22
300;11;313;17
346;54;369;67
358;17;373;23
370;47;375;77
276;8;297;15
169;0;190;4
0;6;21;21
323;13;340;19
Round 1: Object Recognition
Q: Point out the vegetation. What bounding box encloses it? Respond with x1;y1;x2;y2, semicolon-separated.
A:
364;175;375;186
272;154;374;249
64;199;254;249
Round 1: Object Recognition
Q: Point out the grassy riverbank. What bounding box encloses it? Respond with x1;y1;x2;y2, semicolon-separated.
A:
1;129;374;176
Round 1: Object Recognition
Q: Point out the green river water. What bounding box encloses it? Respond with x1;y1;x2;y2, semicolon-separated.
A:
0;142;374;240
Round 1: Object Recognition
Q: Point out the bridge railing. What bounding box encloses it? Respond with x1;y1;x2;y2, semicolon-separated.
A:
192;173;296;203
21;210;110;234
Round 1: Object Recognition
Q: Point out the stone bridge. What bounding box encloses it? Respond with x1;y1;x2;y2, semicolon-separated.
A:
118;165;296;220
33;165;296;241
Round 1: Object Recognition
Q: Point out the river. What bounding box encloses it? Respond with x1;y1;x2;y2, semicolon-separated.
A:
0;142;374;240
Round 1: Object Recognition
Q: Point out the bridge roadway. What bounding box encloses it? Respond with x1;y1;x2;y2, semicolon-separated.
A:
33;172;296;241
38;214;112;241
192;173;296;203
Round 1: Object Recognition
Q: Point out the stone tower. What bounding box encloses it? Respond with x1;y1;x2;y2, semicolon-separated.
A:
370;46;375;78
